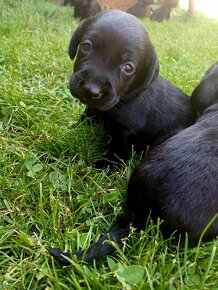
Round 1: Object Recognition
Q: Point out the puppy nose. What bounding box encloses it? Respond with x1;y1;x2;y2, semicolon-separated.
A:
82;83;102;99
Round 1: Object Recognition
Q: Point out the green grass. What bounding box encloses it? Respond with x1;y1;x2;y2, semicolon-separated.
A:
0;0;218;288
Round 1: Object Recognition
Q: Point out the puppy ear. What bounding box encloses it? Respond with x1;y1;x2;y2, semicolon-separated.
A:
190;83;205;114
143;45;159;88
68;18;93;60
191;63;218;113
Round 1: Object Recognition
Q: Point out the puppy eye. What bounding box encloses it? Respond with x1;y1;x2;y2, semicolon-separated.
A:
80;41;92;54
121;62;136;75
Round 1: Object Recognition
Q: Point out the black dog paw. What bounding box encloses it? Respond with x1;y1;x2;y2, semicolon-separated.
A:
94;158;123;171
47;248;72;266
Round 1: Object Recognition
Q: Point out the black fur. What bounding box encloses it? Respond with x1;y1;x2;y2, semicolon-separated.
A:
49;63;218;265
68;10;195;165
150;0;179;22
127;0;154;18
64;0;101;20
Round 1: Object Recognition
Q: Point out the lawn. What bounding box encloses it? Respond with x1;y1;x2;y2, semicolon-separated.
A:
0;0;218;289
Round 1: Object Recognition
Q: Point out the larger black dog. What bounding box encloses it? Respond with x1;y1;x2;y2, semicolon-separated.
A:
49;63;218;265
67;10;195;165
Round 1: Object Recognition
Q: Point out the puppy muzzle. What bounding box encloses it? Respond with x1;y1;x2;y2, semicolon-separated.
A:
69;72;120;111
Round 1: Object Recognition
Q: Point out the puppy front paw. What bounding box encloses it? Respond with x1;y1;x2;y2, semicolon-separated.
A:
47;248;72;266
94;158;123;170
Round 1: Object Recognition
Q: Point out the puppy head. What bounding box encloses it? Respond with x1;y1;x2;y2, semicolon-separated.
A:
191;63;218;113
68;10;159;111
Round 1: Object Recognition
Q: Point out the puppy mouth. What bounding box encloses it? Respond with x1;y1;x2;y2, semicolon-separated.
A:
79;93;120;111
94;96;120;111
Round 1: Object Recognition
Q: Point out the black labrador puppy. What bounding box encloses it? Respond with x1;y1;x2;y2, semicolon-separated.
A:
150;0;179;22
49;63;218;265
67;9;195;165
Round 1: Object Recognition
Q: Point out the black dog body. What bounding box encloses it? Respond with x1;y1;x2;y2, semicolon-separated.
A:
128;111;218;240
150;0;179;22
150;4;171;21
49;63;218;266
127;0;155;18
64;0;101;19
68;10;194;164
